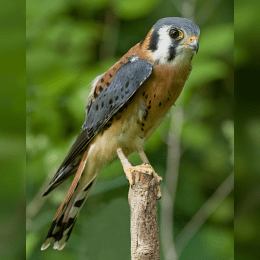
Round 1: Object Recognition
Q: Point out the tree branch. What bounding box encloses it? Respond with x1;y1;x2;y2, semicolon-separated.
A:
129;171;160;260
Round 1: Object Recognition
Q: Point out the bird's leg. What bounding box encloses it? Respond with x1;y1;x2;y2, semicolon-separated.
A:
117;148;162;199
138;151;163;184
117;148;135;185
138;150;163;200
138;150;150;164
117;148;156;186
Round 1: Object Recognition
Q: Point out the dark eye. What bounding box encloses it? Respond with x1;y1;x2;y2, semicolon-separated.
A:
169;29;180;39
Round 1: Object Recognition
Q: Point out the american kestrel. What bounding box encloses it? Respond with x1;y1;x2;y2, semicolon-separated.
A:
41;17;200;250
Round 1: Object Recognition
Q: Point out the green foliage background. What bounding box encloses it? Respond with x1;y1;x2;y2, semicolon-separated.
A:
235;1;260;259
26;0;234;259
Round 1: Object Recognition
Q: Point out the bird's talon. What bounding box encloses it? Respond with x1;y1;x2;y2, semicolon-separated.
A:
156;185;162;199
123;167;135;186
158;178;163;185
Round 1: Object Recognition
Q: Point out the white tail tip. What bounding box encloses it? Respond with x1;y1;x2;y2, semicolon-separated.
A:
41;238;52;250
53;240;66;250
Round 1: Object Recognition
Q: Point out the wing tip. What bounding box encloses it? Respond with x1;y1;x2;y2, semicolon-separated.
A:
42;190;49;197
42;182;59;197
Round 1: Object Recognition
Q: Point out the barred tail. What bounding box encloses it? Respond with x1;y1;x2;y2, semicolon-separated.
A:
41;174;97;250
41;147;97;250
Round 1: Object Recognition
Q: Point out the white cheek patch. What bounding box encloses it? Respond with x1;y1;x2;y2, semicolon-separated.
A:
149;26;195;66
151;26;172;63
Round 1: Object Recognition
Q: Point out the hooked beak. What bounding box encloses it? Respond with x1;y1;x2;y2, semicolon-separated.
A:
187;39;199;54
181;36;199;54
186;36;199;54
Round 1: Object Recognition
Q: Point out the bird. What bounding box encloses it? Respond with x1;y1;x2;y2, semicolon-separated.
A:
41;17;200;251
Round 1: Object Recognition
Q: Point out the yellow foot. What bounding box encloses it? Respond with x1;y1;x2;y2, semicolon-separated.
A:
123;163;163;200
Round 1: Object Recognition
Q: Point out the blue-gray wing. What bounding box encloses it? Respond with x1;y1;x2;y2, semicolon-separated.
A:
83;59;152;131
43;58;152;196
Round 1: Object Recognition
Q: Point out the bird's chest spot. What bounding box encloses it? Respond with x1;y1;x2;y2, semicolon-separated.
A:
137;64;190;134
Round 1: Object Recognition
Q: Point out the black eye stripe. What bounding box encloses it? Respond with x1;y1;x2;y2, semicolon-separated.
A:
148;29;159;52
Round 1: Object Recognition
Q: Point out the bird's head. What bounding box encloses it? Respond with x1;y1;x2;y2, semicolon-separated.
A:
143;17;200;66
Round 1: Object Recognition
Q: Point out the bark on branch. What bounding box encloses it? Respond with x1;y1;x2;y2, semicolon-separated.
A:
129;171;160;260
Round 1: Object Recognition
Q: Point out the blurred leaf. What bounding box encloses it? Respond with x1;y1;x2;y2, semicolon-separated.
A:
200;24;233;57
27;0;66;23
78;196;131;259
180;226;233;260
84;0;108;9
210;197;234;224
112;0;159;19
186;58;229;88
182;121;212;150
202;142;231;175
91;175;128;196
98;160;123;180
221;120;234;166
